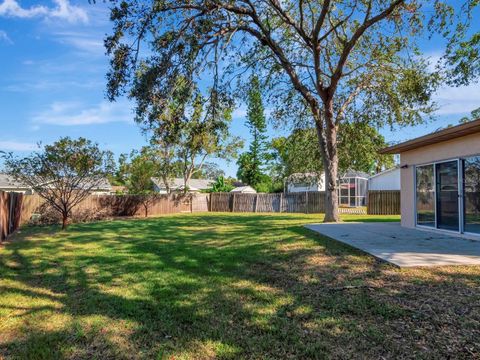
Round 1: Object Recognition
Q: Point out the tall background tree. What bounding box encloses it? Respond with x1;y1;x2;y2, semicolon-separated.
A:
237;75;268;188
2;137;114;229
106;0;473;221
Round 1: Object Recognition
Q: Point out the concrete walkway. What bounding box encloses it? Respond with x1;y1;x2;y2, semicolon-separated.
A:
305;222;480;267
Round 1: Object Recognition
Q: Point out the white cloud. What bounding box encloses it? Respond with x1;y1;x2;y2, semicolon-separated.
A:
0;140;36;151
4;79;103;92
54;31;104;55
33;100;133;126
433;82;480;116
0;29;12;44
0;0;88;23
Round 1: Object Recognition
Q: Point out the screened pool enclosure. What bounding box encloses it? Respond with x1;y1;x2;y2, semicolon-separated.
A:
338;171;369;207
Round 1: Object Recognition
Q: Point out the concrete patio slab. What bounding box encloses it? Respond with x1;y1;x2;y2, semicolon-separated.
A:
305;222;480;267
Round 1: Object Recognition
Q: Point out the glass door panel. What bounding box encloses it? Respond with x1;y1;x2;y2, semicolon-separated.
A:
416;165;435;227
464;156;480;234
436;161;459;231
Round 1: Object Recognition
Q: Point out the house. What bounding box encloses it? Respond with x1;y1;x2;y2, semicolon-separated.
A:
230;185;257;194
380;119;480;236
151;177;214;193
286;173;325;193
0;174;33;194
368;167;401;191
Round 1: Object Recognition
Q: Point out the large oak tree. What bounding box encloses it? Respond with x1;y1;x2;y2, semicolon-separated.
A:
105;0;461;221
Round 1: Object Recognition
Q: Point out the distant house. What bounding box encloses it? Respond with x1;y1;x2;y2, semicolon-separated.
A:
286;173;325;193
230;185;257;194
151;177;214;193
0;174;33;194
0;174;112;195
368;167;400;191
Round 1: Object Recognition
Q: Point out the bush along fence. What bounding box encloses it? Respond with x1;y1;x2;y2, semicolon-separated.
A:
0;191;24;241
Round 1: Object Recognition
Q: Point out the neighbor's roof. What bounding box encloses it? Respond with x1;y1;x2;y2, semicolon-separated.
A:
75;178;112;191
0;174;111;191
0;174;29;189
151;177;214;191
341;170;369;179
230;186;257;193
287;172;323;181
380;118;480;154
368;167;400;179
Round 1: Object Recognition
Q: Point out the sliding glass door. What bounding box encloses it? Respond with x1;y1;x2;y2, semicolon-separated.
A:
416;158;480;235
464;156;480;234
435;161;459;231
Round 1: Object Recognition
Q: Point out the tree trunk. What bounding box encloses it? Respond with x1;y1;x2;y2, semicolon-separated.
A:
316;99;340;223
62;213;68;230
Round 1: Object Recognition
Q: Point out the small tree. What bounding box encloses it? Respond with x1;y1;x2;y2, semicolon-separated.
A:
3;137;114;229
208;176;234;192
237;75;268;187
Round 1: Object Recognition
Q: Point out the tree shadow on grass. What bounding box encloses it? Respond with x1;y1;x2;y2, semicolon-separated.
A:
0;214;479;359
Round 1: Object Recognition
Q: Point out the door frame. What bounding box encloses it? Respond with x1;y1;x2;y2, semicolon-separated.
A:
414;157;463;234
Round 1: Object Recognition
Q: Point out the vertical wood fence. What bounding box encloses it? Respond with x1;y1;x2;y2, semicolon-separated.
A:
0;190;400;239
0;191;24;241
367;190;401;215
211;192;327;214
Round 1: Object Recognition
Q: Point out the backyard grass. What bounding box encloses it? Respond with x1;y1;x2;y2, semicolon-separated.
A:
0;213;479;359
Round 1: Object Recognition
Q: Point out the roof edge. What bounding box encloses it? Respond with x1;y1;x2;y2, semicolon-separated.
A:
379;118;480;154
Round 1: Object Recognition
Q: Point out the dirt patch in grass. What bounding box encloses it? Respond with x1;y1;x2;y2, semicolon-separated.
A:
0;213;479;359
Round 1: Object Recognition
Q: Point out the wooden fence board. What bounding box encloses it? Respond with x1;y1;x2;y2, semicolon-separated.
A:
367;190;400;215
0;191;24;241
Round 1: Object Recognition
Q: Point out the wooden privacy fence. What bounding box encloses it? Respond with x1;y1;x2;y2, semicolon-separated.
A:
1;190;399;237
16;193;211;227
211;192;326;213
367;190;401;215
0;191;24;241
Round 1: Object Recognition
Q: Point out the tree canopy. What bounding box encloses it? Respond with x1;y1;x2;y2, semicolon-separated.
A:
105;0;473;221
270;124;394;181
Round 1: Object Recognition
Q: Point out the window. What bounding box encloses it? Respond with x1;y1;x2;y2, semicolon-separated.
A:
416;165;435;227
464;156;480;234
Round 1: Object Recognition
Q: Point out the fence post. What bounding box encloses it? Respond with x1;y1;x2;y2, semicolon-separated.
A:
254;194;258;212
279;193;284;213
231;193;236;212
0;192;3;242
305;191;309;214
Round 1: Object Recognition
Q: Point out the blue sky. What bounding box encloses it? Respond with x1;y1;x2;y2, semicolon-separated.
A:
0;0;479;178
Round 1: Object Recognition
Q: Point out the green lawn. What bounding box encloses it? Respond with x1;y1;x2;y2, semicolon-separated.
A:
1;213;479;359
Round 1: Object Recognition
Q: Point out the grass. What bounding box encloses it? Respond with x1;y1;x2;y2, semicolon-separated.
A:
0;212;479;359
